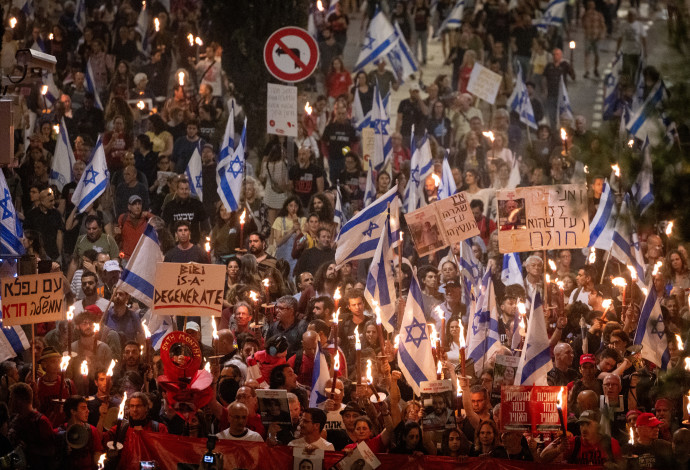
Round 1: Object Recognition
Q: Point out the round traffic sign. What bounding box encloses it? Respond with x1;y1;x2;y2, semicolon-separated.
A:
263;26;319;83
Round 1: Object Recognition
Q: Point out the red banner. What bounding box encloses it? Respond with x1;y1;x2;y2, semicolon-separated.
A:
119;430;602;470
501;386;567;434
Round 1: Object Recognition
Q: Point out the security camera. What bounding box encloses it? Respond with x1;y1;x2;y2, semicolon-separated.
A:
15;49;57;73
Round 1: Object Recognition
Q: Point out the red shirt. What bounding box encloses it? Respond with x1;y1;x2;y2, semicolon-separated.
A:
117;213;152;258
567;436;622;465
392;147;411;174
344;434;386;453
246;350;286;385
326;71;353;99
102;131;133;172
288;352;315;386
104;420;168;447
37;376;74;426
56;423;103;470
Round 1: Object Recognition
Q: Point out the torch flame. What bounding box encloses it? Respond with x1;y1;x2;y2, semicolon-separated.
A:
437;360;443;376
602;299;612;310
518;315;526;332
456;377;462;397
97;454;106;470
81;360;88;376
142;320;151;339
584;165;590;174
545;273;551;284
48;33;53;40
355;325;361;350
394;334;400;349
187;33;194;46
482;131;495;142
560;128;567;141
627;265;637;281
239;209;246;225
458;322;466;348
548;259;557;271
556;280;565;290
154;17;160;31
249;291;259;302
685;357;690;371
204;362;211;373
9;17;17;29
211;316;218;341
569;41;576;49
641;287;649;297
317;0;324;11
676;334;683;350
60;355;70;372
374;303;382;325
589;248;596;264
106;360;116;377
556;386;564;410
652;261;663;276
612;164;620;178
204;236;211;252
117;392;127;420
93;323;100;334
431;173;441;187
262;278;270;288
628;139;634;148
366;359;373;384
177;71;185;87
429;324;438;345
612;277;627;288
304;102;312;115
195;37;203;46
666;221;674;236
137;100;145;110
433;305;445;321
629;427;635;445
517;301;527;315
53;124;60;135
334;287;341;302
333;352;340;371
66;306;74;321
40;85;48;95
332;308;340;325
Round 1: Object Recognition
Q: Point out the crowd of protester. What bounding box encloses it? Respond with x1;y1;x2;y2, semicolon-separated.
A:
0;0;689;468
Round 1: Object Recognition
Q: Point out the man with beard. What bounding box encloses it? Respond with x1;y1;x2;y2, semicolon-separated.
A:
247;232;276;277
68;215;119;283
73;271;109;315
111;341;155;391
87;368;121;429
104;392;168;444
266;297;308;358
24;188;64;261
116;195;152;260
294;229;335;279
103;291;145;343
69;312;114;382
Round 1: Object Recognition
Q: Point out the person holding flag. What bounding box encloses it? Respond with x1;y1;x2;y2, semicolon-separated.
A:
544;48;575;127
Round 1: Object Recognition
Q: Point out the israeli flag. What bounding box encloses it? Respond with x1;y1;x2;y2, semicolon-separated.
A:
404;132;433;213
588;180;617;249
335;186;399;267
18;0;33;19
627;80;667;140
631;140;653;216
185;145;203;202
508;66;538;130
633;287;670;369
466;270;501;374
631;56;646;112
327;0;339;16
217;116;246;212
355;10;397;72
363;162;377;207
514;292;552;385
0;171;25;255
397;269;436;395
371;87;392;173
85;59;104;110
661;110;678;148
309;343;332;407
438;152;456;200
618;104;631;141
117;224;164;306
333;186;346;232
386;23;419;84
49;118;75;190
603;54;622;120
534;0;567;32
557;75;574;126
71;136;109;213
610;194;646;288
40;72;60;109
458;238;483;303
74;0;86;30
364;211;399;333
0;320;30;362
501;253;524;287
435;0;464;37
353;87;368;131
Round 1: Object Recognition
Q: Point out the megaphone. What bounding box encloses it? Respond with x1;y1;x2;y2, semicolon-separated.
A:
66;423;90;449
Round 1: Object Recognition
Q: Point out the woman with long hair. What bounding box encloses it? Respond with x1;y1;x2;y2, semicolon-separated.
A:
666;249;690;291
391;421;435;455
457;50;477;94
470;419;507;457
211;204;237;262
350;71;373;115
426;100;452;148
238;254;262;291
375;172;391;199
260;144;290;224
242;176;270;239
446;316;463;365
307;193;334;226
222;256;242;309
270;196;305;275
440;428;470;457
326;57;352;102
487;131;515;168
146;113;174;158
108;60;135;99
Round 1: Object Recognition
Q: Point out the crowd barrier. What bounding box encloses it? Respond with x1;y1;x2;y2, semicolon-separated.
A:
120;430;604;470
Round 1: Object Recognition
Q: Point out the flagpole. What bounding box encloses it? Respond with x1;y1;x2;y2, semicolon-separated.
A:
397;205;404;333
32;323;36;382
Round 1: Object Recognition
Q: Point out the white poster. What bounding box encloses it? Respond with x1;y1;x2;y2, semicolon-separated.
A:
267;83;298;137
466;63;503;105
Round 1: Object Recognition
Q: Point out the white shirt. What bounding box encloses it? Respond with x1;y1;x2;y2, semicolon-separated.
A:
568;287;592;308
73;298;110;315
288;437;335;451
216;428;263;441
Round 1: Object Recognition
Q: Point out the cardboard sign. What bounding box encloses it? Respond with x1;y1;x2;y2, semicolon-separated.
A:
293;447;324;470
153;262;225;316
420;380;456;432
491;355;520;402
405;191;480;257
333;441;381;469
267;83;298;137
1;273;65;326
361;127;375;171
497;184;589;253
466;63;503;105
256;389;291;426
500;385;567;433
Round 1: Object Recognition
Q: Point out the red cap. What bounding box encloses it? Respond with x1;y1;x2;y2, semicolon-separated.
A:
85;305;103;317
636;412;662;428
579;353;596;365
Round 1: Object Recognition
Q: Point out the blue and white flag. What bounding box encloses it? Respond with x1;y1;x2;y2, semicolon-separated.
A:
371;86;392;172
327;0;339;16
458;238;483;302
49;118;75;190
147;313;174;350
534;0;567;32
386;23;419;83
501;253;524;287
355;11;397;72
364;211;399;332
466;270;501;374
603;54;622;120
333;185;346;232
335;186;399;266
627;80;667;141
0;171;24;255
136;1;150;51
404;132;433;212
185;145;203;202
0;320;30;362
508;67;538;129
397;270;435;395
588;180;617;249
117;224;164;306
610;194;646;287
514;292;552;385
353;87;368;131
217;116;245;212
363;162;377;207
557;75;573;126
631;140;653;216
631;56;646;112
18;0;33;19
71;137;108;213
435;0;464;36
85;59;104;110
74;0;86;30
40;72;60;108
309;342;332;407
437;152;456;200
633;287;670;369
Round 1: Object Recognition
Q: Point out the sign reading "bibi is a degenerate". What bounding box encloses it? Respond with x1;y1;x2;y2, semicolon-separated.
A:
153;262;225;316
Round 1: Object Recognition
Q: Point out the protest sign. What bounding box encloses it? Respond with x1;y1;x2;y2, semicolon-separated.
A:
420;380;456;432
497;184;589;253
466;63;503;105
256;389;291;426
1;273;65;326
267;83;298;137
405;191;480;256
333;441;381;469
153;262;225;316
500;386;567;433
293;447;324;470
491;355;520;403
361;127;375;171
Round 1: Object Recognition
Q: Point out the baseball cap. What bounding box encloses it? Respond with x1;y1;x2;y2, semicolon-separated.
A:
577;409;601;424
85;305;103;317
579;353;596;365
103;260;121;272
128;195;142;204
636;412;661;428
340;401;364;416
185;321;201;332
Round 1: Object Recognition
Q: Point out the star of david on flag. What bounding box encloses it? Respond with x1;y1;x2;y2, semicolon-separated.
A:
71;136;109;213
217;116;246;212
185;146;204;202
309;343;332;408
633;287;670;369
0;171;24;255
